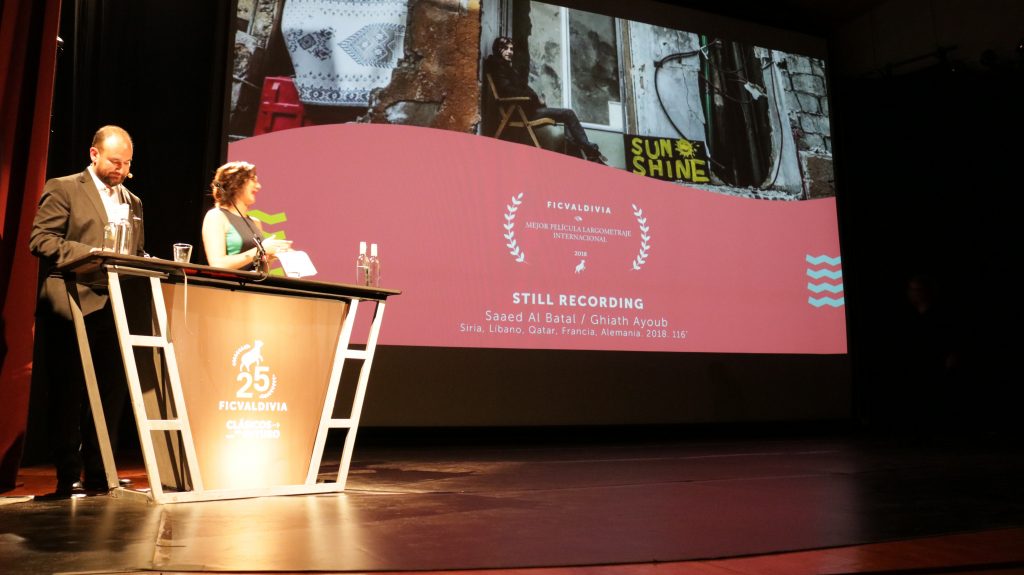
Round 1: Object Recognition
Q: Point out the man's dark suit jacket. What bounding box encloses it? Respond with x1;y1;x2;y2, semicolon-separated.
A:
29;169;145;320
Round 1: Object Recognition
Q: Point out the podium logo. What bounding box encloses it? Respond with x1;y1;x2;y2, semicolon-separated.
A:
232;339;278;399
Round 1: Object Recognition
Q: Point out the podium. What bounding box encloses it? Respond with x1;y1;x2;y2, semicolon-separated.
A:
59;253;400;504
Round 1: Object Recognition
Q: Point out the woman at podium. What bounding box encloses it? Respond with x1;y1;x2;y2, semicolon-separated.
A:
201;161;291;270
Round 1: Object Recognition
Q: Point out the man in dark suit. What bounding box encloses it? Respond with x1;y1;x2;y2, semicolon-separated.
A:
29;125;144;499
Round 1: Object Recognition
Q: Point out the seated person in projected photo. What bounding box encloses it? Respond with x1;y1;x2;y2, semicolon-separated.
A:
484;36;608;164
202;161;293;271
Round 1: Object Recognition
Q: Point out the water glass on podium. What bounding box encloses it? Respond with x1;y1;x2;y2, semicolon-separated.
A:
173;243;193;263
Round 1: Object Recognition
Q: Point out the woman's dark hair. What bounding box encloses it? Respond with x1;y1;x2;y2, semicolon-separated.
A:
211;161;256;205
492;36;513;57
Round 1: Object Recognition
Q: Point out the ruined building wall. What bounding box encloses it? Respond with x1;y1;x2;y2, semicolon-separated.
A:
365;0;483;132
776;53;834;198
627;23;706;143
231;0;286;136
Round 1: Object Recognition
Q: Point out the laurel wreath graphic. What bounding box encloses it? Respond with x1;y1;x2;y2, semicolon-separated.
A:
631;204;651;270
231;344;251;366
504;193;526;263
259;376;278;399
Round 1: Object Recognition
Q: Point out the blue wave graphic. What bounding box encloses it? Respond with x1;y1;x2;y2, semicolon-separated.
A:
808;296;845;308
807;282;844;294
807;268;843;280
805;254;841;266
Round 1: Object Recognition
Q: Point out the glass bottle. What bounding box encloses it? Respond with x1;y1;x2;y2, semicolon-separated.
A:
368;243;381;287
356;241;370;286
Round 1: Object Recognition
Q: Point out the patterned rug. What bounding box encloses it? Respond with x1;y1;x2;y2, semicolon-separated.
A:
282;0;408;107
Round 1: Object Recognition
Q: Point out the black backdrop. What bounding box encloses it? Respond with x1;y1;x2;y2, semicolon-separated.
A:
46;0;232;261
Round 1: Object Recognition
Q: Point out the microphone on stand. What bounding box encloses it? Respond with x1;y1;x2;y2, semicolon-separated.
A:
251;233;267;272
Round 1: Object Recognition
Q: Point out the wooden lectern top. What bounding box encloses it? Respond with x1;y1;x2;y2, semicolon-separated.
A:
58;252;401;301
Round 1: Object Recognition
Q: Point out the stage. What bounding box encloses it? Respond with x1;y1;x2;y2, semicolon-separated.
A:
2;431;1023;574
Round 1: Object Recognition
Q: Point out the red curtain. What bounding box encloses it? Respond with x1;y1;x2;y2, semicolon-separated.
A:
0;0;61;491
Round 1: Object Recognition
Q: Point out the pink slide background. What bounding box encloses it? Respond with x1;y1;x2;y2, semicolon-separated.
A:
229;124;846;354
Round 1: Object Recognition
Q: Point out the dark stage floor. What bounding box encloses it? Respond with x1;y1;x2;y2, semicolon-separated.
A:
2;432;1023;574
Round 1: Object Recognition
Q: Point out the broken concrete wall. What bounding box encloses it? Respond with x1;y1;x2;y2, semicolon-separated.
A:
752;46;805;197
774;52;834;198
231;0;285;135
627;27;807;194
524;2;563;108
356;0;833;198
365;0;483;133
779;54;831;154
626;23;705;142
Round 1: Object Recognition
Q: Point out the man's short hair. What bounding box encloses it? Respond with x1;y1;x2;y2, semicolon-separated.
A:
91;125;133;150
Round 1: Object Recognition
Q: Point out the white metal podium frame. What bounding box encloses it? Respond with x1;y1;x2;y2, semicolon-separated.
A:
61;253;399;504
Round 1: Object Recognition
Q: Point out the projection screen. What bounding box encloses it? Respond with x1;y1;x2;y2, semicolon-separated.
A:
221;0;849;426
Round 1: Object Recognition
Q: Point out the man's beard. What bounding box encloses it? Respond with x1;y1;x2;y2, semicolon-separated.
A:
100;172;124;187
